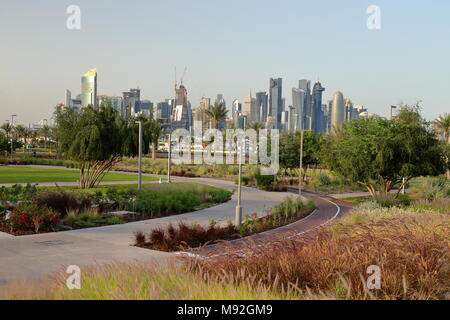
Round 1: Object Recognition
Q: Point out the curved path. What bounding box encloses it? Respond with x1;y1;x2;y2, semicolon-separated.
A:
0;171;352;285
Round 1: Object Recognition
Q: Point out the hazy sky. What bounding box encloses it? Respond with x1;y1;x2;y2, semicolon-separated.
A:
0;0;449;125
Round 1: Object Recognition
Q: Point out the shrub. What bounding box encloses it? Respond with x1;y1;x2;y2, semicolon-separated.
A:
0;184;37;203
33;191;91;217
414;179;450;201
317;172;331;186
0;203;60;234
136;221;240;252
255;174;275;190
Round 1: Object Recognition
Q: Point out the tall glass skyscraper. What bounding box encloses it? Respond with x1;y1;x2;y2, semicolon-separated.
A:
331;91;345;129
312;81;325;134
81;68;97;109
269;78;283;129
255;91;268;123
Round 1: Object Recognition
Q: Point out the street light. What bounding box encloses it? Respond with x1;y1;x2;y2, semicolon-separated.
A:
299;129;304;198
135;121;143;191
235;140;243;227
167;134;172;183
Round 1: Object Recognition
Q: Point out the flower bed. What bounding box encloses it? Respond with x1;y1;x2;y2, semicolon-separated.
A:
134;197;316;252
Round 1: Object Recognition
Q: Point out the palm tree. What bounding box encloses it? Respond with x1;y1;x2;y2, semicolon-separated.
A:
205;103;228;129
14;125;30;152
246;121;264;133
1;122;13;138
434;113;450;179
40;125;51;151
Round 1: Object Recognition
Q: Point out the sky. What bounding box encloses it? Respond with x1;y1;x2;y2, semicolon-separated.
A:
0;0;449;125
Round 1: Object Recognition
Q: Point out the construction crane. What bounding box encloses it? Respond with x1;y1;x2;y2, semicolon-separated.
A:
180;67;187;86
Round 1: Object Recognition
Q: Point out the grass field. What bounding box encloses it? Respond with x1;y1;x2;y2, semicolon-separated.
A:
0;167;159;184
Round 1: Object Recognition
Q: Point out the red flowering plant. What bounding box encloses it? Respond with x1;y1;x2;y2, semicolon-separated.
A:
0;203;60;234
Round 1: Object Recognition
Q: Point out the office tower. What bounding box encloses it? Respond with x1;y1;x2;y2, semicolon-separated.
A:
215;94;226;108
269;78;283;128
172;84;190;130
321;104;329;132
200;97;211;110
243;90;256;123
123;88;141;118
331;91;345;129
140;100;153;117
81;68;98;109
354;105;368;119
236;112;247;130
232;100;242;127
292;88;307;131
255;91;268;123
287;105;296;132
298;79;312;130
312;81;326;134
65;90;72;108
344;98;352;121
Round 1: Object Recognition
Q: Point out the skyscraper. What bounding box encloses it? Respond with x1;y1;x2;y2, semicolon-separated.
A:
255;91;268;123
331;91;345;129
298;79;312;130
81;68;97;109
243;90;256;123
292;88;307;131
312;81;326;134
269;78;283;129
172;84;190;130
123;88;141;118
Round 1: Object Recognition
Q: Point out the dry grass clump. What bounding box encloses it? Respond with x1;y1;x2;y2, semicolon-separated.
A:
0;262;297;300
187;213;449;300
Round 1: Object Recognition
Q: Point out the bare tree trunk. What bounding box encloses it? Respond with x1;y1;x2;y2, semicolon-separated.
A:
152;143;156;160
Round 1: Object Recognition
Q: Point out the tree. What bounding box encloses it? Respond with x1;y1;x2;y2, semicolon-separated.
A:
14;125;31;152
279;131;323;180
40;125;52;150
1;122;13;138
205;103;228;129
246;122;264;133
0;132;21;154
323;105;446;198
434;113;450;179
54;104;126;189
148;119;163;160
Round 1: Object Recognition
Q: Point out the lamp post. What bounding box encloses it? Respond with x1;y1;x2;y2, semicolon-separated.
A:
135;121;143;191
9;139;13;161
167;134;171;183
235;140;243;227
299;129;304;197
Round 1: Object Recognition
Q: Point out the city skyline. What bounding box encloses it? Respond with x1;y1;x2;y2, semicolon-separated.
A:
1;0;449;124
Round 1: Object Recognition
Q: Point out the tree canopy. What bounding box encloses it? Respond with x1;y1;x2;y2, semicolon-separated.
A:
322;104;446;197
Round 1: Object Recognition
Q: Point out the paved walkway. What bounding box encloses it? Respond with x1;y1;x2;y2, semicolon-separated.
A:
0;176;297;284
0;166;353;285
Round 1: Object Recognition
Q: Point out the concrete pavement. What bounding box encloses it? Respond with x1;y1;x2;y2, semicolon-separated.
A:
0;176;294;284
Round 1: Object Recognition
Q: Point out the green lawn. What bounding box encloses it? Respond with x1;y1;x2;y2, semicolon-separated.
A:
0;167;159;184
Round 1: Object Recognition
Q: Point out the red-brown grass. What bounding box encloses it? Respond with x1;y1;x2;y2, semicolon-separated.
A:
186;214;449;300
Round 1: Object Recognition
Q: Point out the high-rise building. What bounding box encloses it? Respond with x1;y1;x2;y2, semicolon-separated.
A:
255;91;268;124
269;78;283;129
140;100;153;117
330;91;345;129
123;88;141;118
243;90;257;123
65;90;72;108
298;79;312;130
215;94;226;108
292;88;307;131
232;100;242;127
172;84;190;130
312;81;326;134
81;68;98;109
